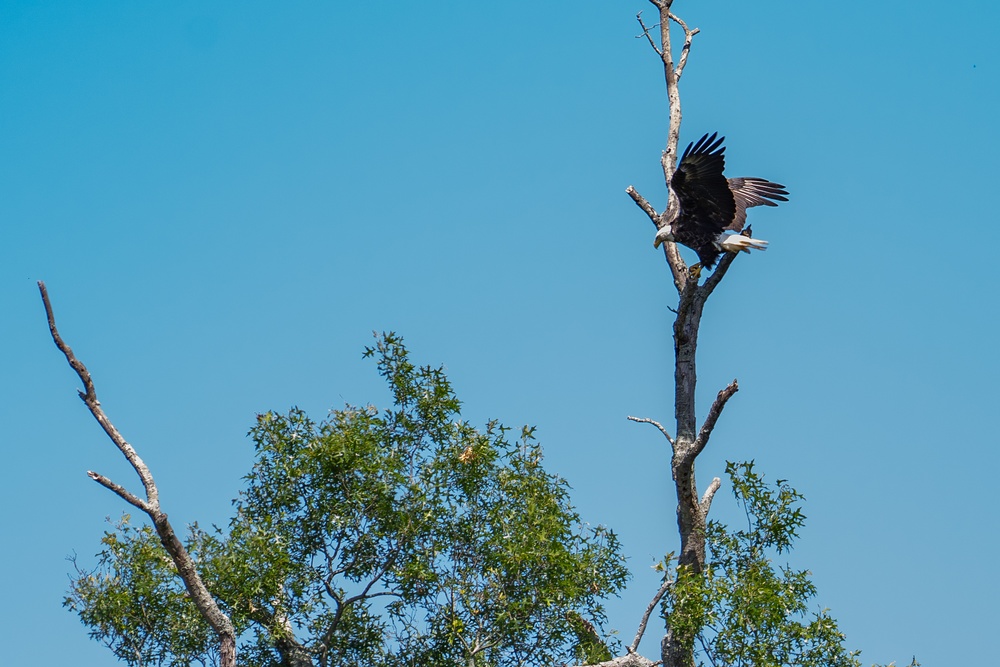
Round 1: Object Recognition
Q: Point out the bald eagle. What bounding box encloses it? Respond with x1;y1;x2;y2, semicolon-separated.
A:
653;133;788;270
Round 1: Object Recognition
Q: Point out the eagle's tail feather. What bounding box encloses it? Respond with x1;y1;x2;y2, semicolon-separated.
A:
718;233;769;254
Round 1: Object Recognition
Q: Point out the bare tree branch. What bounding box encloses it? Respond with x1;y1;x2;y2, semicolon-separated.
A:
668;13;699;80
629;4;701;294
700;477;722;516
38;281;237;667
626;186;661;227
693;379;739;457
635;12;664;59
699;252;738;299
630;579;673;654
627;415;675;447
624;185;690;291
649;0;683;209
38;281;160;510
86;471;150;512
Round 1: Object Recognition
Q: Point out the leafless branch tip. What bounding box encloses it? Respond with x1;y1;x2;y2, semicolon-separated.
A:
694;379;739;456
626;186;661;227
635;12;665;59
87;471;150;512
668;13;699;79
700;477;722;516
627;415;675;447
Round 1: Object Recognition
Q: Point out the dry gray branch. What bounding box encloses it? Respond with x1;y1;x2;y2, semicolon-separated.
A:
626;185;687;290
635;12;664;59
86;471;149;512
648;0;684;220
668;13;699;79
630;580;673;654
694;379;740;457
39;281;160;507
626;186;660;227
700;477;722;516
627;415;675;447
630;1;701;293
38;281;238;667
700;252;737;299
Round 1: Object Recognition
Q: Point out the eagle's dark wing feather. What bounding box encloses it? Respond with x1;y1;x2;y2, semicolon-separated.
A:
671;133;735;239
726;177;789;232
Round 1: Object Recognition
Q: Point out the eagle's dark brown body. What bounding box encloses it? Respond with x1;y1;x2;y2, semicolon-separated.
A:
660;133;789;268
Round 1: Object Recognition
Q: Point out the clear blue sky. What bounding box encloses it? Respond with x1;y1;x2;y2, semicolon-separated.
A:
2;1;996;664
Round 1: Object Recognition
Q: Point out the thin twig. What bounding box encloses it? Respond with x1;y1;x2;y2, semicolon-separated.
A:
697;633;720;667
627;415;675;447
630;579;673;653
39;281;237;667
636;12;665;59
693;380;739;457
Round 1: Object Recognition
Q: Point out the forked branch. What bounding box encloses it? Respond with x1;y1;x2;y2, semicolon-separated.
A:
635;12;664;60
38;281;237;667
669;13;699;80
627;1;701;293
39;281;160;508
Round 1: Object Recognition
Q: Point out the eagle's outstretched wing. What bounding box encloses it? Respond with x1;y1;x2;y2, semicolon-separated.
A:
726;177;789;233
671;133;736;237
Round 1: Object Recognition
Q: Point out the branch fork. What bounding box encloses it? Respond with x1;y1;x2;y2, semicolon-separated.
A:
38;281;237;667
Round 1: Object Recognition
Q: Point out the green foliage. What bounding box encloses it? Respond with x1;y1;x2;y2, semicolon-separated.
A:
66;333;628;667
65;517;222;667
662;461;899;667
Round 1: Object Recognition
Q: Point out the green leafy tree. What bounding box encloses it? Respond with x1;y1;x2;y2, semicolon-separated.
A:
67;520;221;667
660;462;916;667
65;333;629;667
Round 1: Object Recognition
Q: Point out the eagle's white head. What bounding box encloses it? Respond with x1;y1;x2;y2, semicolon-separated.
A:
653;225;674;248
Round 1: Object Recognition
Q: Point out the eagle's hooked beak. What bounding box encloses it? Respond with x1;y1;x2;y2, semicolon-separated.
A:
653;225;673;249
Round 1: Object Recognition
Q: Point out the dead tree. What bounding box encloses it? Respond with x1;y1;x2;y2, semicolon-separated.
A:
38;281;238;667
625;1;746;666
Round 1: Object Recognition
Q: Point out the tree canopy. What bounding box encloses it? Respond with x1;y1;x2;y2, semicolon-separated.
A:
66;333;629;667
